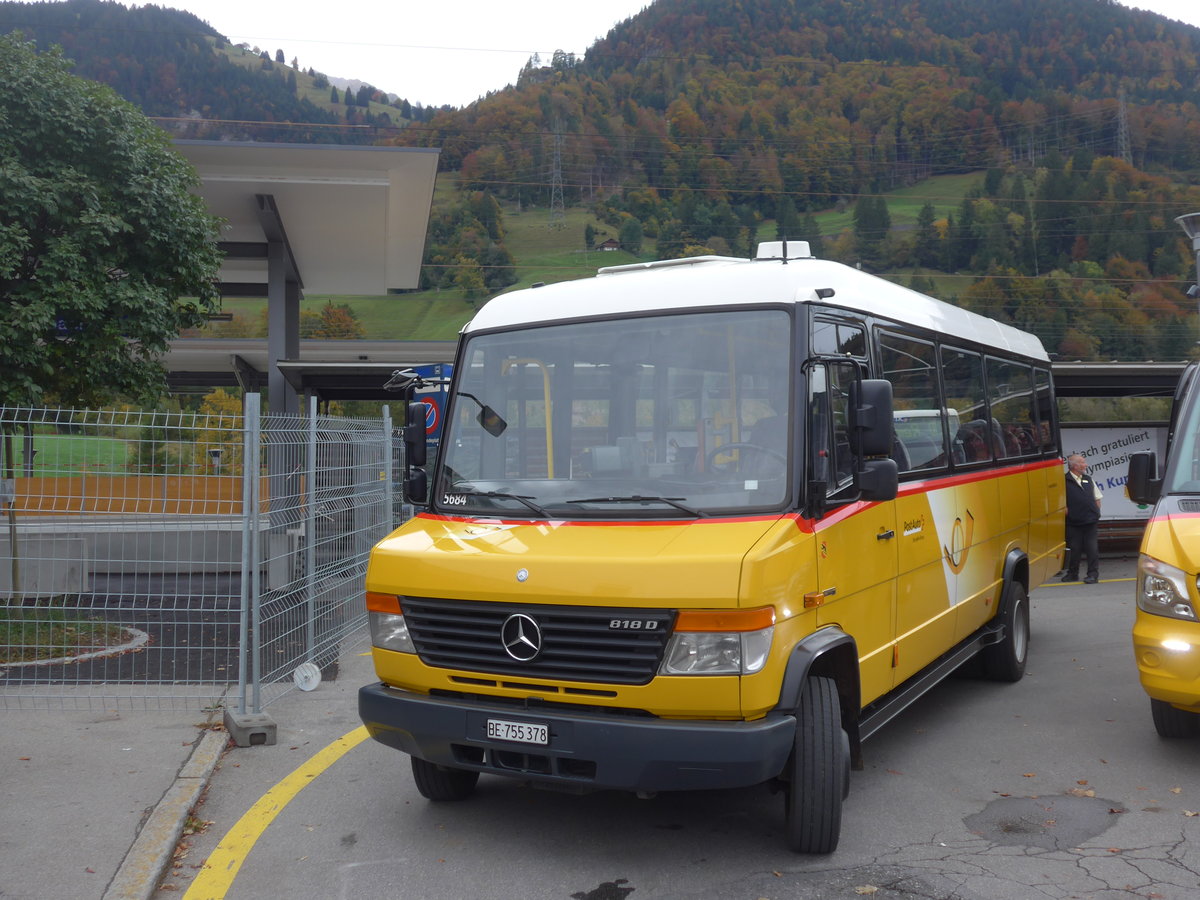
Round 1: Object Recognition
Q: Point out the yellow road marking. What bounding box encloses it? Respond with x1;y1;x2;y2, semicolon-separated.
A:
1042;576;1135;586
183;725;370;899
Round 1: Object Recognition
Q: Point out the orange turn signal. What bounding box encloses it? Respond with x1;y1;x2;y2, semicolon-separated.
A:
674;606;776;633
366;591;402;614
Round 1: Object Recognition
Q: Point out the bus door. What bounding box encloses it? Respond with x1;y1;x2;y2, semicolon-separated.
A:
808;360;898;706
879;332;959;684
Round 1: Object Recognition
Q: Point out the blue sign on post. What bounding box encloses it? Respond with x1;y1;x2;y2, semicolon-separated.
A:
407;363;451;457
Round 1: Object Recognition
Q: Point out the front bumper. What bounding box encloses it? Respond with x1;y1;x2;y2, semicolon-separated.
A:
1132;612;1200;710
358;682;796;793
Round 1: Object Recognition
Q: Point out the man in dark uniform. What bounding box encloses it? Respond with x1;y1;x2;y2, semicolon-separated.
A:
1063;453;1103;584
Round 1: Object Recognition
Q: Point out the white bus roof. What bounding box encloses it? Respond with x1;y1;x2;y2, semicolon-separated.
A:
463;244;1049;362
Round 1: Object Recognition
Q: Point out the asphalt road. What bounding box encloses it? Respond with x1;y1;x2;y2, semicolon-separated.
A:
160;555;1200;900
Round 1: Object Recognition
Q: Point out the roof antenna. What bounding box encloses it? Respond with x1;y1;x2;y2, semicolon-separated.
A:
781;236;788;265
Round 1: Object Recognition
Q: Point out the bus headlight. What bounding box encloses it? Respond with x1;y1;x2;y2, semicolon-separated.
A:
367;591;415;653
1137;555;1198;621
660;626;774;675
369;611;415;653
659;606;776;675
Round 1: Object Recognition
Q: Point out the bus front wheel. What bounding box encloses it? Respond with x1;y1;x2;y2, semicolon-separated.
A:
1150;699;1200;738
411;756;480;801
784;675;848;854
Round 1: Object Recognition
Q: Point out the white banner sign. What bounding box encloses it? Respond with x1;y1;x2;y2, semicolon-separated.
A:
1061;425;1167;520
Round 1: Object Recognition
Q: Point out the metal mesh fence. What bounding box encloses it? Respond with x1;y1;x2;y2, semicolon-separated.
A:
0;396;396;711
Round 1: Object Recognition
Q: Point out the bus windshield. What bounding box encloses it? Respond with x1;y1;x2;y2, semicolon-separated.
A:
436;308;793;518
1164;383;1200;493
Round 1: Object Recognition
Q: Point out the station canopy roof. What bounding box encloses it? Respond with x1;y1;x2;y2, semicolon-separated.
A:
168;140;443;401
174;140;440;296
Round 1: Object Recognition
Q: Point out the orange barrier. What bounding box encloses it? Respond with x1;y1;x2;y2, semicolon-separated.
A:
9;475;269;516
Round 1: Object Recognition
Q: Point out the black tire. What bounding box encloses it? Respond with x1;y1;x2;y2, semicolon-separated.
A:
410;756;480;801
784;676;848;854
1151;698;1200;738
981;581;1029;682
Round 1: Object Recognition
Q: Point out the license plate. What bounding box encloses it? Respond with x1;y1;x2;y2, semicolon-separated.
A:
486;718;549;745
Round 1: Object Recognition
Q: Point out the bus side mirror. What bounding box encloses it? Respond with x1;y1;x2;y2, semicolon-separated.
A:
405;402;428;467
405;468;428;505
1127;451;1161;505
852;378;894;458
402;402;429;506
857;457;898;502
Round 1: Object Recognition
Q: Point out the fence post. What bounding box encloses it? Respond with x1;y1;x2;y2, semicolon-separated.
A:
224;392;277;746
305;395;317;665
383;405;393;527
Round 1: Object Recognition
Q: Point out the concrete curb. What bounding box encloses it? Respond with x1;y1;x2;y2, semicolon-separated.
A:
103;728;230;900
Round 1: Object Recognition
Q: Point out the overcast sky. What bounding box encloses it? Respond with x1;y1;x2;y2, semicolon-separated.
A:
159;0;1200;109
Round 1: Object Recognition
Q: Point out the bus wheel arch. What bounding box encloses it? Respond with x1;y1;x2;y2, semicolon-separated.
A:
776;629;862;768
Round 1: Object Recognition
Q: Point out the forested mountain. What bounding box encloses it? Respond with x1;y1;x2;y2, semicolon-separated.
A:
0;0;436;142
5;0;1200;360
407;0;1200;207
391;0;1200;360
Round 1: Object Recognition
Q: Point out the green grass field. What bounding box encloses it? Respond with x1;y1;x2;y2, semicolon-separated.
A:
4;434;131;471
808;172;984;234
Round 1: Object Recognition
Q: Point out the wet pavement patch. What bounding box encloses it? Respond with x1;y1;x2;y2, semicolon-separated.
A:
964;794;1123;850
571;879;634;900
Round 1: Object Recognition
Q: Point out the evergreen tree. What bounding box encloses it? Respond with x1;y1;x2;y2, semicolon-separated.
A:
799;212;824;258
619;218;644;254
775;196;800;241
914;202;939;269
853;196;891;268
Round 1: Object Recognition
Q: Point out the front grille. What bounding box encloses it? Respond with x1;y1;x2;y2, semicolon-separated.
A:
402;596;676;685
1179;500;1200;513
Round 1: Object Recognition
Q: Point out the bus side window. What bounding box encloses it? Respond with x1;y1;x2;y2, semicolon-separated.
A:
942;346;988;466
986;357;1035;460
878;331;941;472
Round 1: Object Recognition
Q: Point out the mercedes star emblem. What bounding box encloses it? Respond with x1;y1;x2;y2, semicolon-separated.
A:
501;613;542;661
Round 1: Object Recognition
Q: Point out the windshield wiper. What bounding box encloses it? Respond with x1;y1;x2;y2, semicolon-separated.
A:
449;490;549;516
564;495;706;517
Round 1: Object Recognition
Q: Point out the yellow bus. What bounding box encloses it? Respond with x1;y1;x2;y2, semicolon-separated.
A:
359;242;1065;853
1127;361;1200;737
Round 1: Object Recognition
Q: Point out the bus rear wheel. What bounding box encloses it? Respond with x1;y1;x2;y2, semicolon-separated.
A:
981;581;1029;682
784;675;848;854
411;756;480;801
1151;698;1200;738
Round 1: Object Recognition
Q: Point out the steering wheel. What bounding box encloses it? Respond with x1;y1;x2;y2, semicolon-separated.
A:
705;442;786;476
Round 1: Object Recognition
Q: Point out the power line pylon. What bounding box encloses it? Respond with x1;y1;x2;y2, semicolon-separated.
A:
1117;88;1132;165
549;116;565;229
